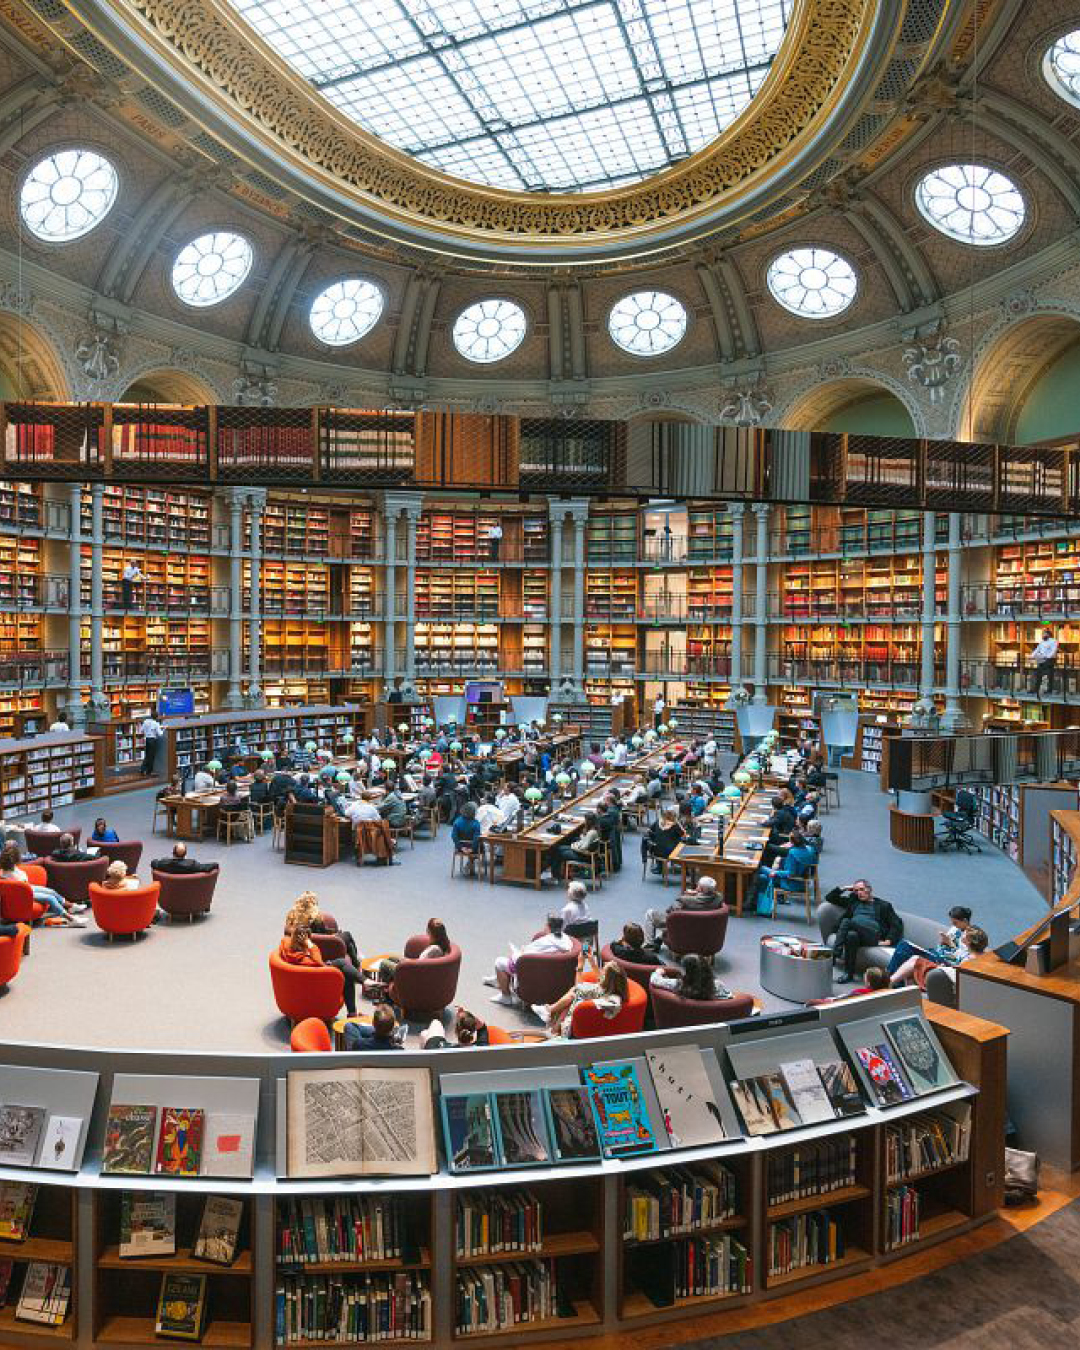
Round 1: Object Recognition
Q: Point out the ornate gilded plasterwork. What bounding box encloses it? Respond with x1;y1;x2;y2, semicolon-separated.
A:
118;0;870;245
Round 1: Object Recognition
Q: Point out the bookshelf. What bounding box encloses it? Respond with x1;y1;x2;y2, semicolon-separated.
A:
881;1102;973;1252
0;731;100;815
1051;810;1080;907
416;512;502;565
686;569;734;620
0;1183;76;1342
341;508;377;560
256;621;331;677
671;701;738;750
414;573;500;622
414;623;498;676
0;534;40;608
93;1191;252;1348
585;571;636;620
83;486;212;549
974;785;1021;859
165;707;362;776
992;538;1080;612
586;513;637;564
585;625;636;678
687;509;734;561
0;482;41;529
89;616;211;682
252;501;331;558
548;701;614;740
349;568;378;618
776;705;820;749
247;562;331;617
262;679;332;707
0;693;46;740
79;548;212;613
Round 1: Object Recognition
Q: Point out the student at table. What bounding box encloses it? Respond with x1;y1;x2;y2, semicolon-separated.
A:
91;818;119;843
378;786;408;829
642;808;686;876
451;801;484;874
550;811;602;882
755;827;817;916
190;764;216;792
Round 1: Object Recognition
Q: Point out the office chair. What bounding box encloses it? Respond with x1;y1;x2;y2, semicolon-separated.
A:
937;790;981;854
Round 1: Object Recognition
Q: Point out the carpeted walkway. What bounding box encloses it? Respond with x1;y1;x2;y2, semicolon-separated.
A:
0;764;1047;1053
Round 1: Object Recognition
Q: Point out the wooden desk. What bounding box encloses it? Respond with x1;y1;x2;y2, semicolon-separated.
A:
889;804;935;853
161;792;234;840
668;787;774;917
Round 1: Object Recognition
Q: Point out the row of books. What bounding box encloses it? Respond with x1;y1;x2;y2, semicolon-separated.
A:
103;1104;254;1179
0;1106;82;1173
729;1057;864;1138
766;1137;858;1204
120;1192;242;1266
623;1162;737;1243
884;1105;971;1182
455;1260;564;1334
276;1272;431;1344
885;1185;921;1249
277;1195;411;1266
455;1191;541;1258
0;1259;70;1326
628;1232;752;1306
767;1209;846;1276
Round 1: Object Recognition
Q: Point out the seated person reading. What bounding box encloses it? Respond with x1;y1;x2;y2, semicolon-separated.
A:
644;874;722;947
484;914;572;1005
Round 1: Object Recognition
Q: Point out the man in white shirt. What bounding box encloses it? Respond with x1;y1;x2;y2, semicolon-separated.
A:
612;740;629;767
495;786;520;826
190;765;217;792
348;768;368;799
49;718;70;733
653;692;666;728
344;794;382;824
703;738;718;771
488;521;503;561
121;561;143;609
484;914;573;1004
475;795;503;834
35;808;61;834
1031;628;1059;697
140;714;164;776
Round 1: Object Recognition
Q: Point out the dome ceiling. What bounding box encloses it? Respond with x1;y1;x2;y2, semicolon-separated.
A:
226;0;793;195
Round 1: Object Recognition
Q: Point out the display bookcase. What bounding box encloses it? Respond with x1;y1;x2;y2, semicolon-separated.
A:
670;702;738;750
93;1191;253;1348
0;732;100;814
1051;809;1080;906
0;1183;76;1343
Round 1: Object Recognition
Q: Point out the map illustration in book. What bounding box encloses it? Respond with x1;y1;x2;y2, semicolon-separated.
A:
441;1094;498;1172
286;1067;435;1179
155;1108;204;1177
583;1062;656;1156
492;1091;551;1167
730;1075;802;1135
0;1105;45;1168
817;1060;865;1117
544;1087;601;1162
779;1059;836;1126
200;1115;255;1179
103;1105;157;1175
882;1016;951;1092
37;1117;82;1172
645;1047;726;1148
855;1044;915;1106
155;1272;207;1341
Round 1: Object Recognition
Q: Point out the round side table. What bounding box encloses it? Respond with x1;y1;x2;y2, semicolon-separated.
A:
759;934;835;1002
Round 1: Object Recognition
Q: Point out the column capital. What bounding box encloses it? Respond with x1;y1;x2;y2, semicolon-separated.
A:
549;498;589;524
384;491;423;520
751;502;772;519
243;487;269;512
725;501;745;519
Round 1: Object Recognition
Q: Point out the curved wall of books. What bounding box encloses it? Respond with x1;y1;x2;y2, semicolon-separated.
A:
0;986;1005;1347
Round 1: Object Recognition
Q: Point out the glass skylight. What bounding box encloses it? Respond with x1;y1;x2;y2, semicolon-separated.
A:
766;246;857;318
1044;30;1080;109
310;278;384;345
227;0;793;192
914;164;1025;246
452;299;527;363
172;232;253;307
20;150;118;242
608;290;687;355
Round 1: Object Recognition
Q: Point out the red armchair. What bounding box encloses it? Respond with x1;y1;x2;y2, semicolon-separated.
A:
514;938;581;1007
22;864;47;887
24;827;80;858
269;949;344;1024
0;879;48;928
290;1018;333;1052
44;856;109;904
650;984;755;1029
89;881;160;940
389;937;462;1021
664;904;730;959
601;942;659;991
0;923;29;987
309;932;348;961
152;868;218;921
93;840;144;872
570;972;648;1039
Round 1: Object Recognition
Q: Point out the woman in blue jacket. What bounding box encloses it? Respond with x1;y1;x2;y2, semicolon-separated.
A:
756;828;817;916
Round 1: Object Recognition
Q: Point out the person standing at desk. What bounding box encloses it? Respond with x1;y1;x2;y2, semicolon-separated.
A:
121;560;143;609
140;713;163;777
488;520;502;561
1030;627;1059;696
653;692;666;729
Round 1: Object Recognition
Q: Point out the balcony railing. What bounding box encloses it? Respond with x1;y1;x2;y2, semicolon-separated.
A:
0;650;69;686
961;582;1080;620
89;649;230;682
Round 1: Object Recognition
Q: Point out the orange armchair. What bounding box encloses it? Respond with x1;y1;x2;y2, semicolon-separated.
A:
569;971;648;1039
0;879;48;927
290;1018;333;1052
269;949;344;1024
89;881;160;940
0;923;29;987
21;864;47;887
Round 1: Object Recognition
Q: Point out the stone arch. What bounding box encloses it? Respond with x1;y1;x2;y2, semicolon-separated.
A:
118;366;220;405
0;310;69;400
776;372;923;436
956;310;1080;442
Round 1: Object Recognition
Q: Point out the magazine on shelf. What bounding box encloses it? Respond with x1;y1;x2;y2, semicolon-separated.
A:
543;1087;601;1163
838;1010;958;1105
200;1114;255;1179
0;1181;37;1239
440;1094;500;1173
729;1074;802;1136
119;1191;176;1258
0;1105;45;1168
15;1261;70;1325
817;1060;866;1118
645;1046;726;1149
155;1108;205;1177
286;1066;435;1179
193;1196;243;1266
491;1091;552;1168
103;1104;158;1175
855;1045;915;1106
779;1059;837;1126
155;1272;207;1341
882;1015;956;1093
583;1059;660;1157
36;1116;82;1172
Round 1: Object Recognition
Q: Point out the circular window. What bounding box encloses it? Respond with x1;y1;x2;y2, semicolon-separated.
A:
1044;31;1080;109
914;164;1025;246
310;278;384;346
172;231;254;307
608;291;688;356
766;247;857;319
452;299;527;364
19;149;118;242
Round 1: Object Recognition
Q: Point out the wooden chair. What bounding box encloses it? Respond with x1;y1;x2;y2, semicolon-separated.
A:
249;800;275;835
451;844;491;882
272;808;287;851
771;864;821;924
151;796;170;834
217;808;254;844
390;817;416;851
824;772;841;810
564;843;603;891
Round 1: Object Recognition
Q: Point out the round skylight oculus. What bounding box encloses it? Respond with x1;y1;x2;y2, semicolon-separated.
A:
172;232;254;307
309;278;384;346
1043;31;1080;109
914;164;1025;246
608;291;688;356
20;150;119;242
452;299;527;364
766;247;857;318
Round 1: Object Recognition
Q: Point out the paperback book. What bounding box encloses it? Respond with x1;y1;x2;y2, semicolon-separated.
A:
583;1061;657;1157
155;1107;205;1177
119;1191;176;1258
37;1116;82;1172
0;1105;45;1168
817;1060;866;1118
492;1091;552;1168
103;1104;158;1175
0;1181;37;1239
882;1016;953;1093
194;1196;243;1266
645;1046;726;1148
543;1087;601;1163
779;1059;837;1126
15;1261;70;1325
440;1094;499;1173
855;1044;915;1106
200;1114;255;1179
730;1075;802;1136
155;1272;207;1341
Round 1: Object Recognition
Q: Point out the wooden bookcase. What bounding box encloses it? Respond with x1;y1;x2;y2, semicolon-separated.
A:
165;707;363;777
248;561;331;617
0;482;41;530
670;701;738;750
93;1191;253;1348
993;537;1080;611
586;513;637;565
0;1183;77;1343
83;486;212;549
80;547;211;612
0;731;101;815
0;534;40;608
585;571;636;620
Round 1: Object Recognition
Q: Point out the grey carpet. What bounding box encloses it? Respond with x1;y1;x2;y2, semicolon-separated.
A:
0;765;1047;1052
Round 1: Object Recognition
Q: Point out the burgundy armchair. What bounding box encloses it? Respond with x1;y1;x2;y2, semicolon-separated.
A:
514;937;581;1007
601;942;659;991
44;855;109;903
93;840;144;872
664;904;730;959
650;984;755;1029
152;868;219;921
24;826;80;859
390;937;462;1021
310;932;348;961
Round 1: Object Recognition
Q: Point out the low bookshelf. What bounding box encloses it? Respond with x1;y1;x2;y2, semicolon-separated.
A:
0;1182;77;1343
